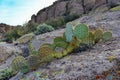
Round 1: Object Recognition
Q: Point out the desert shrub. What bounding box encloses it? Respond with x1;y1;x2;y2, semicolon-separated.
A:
34;24;54;35
0;68;16;80
3;28;21;42
64;14;80;23
23;22;39;34
46;17;65;29
110;5;120;11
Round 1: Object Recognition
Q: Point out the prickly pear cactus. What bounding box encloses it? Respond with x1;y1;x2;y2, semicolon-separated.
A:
54;37;66;43
53;37;68;49
94;29;103;43
11;56;29;74
102;31;112;41
54;52;63;59
73;24;89;39
66;37;81;53
38;45;54;63
62;49;68;56
82;31;95;45
65;23;73;42
27;55;40;70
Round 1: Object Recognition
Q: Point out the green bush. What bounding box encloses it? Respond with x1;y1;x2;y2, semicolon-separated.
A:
64;14;80;23
46;17;65;29
34;24;54;35
3;28;21;42
0;68;16;80
22;22;39;34
45;14;79;29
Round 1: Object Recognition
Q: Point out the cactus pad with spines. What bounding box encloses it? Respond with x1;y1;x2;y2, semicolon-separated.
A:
94;29;103;43
66;37;81;53
54;52;63;59
73;24;89;39
65;23;73;42
27;55;40;70
54;37;66;43
82;31;95;45
102;31;112;41
38;45;54;63
11;56;29;74
54;36;68;49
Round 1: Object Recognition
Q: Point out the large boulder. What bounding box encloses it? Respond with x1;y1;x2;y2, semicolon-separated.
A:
0;42;22;65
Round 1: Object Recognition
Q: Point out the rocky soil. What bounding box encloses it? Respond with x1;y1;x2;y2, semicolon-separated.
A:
0;10;120;80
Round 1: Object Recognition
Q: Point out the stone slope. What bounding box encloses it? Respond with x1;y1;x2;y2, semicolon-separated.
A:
29;0;120;24
1;11;119;79
32;11;120;50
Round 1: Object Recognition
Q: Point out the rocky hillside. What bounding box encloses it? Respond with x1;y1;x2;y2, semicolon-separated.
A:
0;23;13;39
29;0;120;24
0;10;119;80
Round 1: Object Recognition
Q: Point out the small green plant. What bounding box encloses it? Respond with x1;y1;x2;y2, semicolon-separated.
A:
11;56;29;74
34;24;54;35
0;68;16;80
22;22;39;34
46;17;65;29
29;43;39;55
3;28;21;42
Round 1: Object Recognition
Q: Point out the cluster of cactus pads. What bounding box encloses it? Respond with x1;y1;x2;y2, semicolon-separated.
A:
11;23;112;74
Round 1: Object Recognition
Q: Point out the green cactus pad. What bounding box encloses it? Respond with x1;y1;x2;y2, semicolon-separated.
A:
94;29;103;43
54;37;66;43
54;52;63;59
102;31;112;41
65;23;73;42
62;50;68;56
11;56;29;74
54;41;68;49
27;55;40;70
53;36;68;49
82;31;95;45
73;24;89;39
66;37;81;53
38;46;54;63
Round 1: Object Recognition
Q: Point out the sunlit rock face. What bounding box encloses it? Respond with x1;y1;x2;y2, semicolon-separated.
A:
29;0;120;24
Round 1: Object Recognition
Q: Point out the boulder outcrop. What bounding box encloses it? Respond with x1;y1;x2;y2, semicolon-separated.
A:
29;0;120;24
